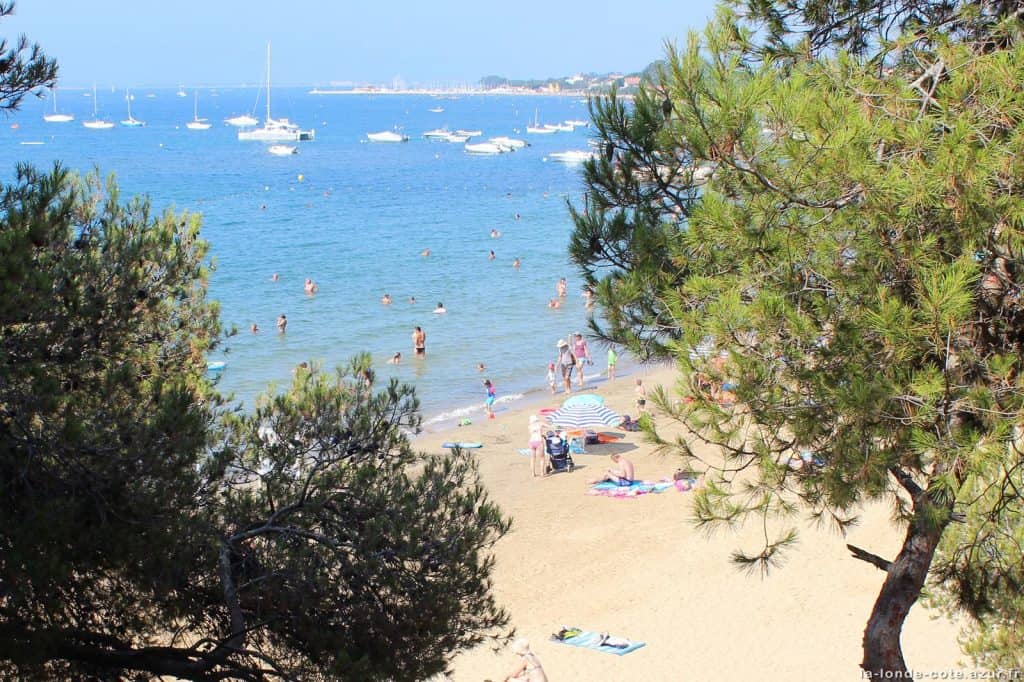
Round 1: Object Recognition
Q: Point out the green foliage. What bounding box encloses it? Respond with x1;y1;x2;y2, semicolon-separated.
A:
572;0;1024;671
0;168;510;680
0;2;57;113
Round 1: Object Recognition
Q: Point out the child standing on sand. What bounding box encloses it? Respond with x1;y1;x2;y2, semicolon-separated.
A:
635;378;647;414
546;363;557;394
484;379;496;419
607;347;617;381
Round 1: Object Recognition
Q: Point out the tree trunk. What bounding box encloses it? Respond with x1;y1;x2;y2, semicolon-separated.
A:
861;513;947;677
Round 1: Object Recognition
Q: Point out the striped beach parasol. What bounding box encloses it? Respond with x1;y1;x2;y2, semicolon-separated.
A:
545;403;622;429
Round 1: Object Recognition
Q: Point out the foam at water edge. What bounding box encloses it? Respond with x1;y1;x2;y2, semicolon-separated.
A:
423;392;526;428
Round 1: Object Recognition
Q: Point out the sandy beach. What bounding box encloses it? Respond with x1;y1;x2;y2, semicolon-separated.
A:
420;363;964;682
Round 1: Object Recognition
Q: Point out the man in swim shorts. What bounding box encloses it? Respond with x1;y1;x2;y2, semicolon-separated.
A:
412;326;426;356
590;453;635;486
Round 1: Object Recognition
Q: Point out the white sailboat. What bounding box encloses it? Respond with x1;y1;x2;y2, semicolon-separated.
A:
225;112;258;127
82;84;114;129
238;42;314;142
120;89;145;127
526;109;556;134
176;84;187;97
186;91;211;130
43;87;74;123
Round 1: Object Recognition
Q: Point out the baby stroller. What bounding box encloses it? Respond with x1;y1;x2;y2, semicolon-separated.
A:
545;431;575;474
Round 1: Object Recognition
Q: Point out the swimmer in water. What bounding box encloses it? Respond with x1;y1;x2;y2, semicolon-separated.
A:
490;228;501;238
409;296;417;305
433;302;447;314
389;352;402;365
381;293;393;305
557;277;567;298
548;298;561;309
477;363;486;372
488;250;496;261
304;278;319;295
276;314;287;333
250;323;259;333
513;257;521;270
271;273;279;282
421;248;431;257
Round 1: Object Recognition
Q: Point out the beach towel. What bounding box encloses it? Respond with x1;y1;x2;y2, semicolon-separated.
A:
551;629;645;656
586;480;674;498
516;448;532;456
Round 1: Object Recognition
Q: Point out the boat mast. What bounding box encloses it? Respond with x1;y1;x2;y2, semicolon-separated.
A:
266;41;272;122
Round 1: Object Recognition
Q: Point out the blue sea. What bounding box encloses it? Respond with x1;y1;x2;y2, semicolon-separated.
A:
2;87;624;428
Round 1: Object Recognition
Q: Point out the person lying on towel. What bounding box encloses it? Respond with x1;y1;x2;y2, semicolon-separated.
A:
589;453;635;486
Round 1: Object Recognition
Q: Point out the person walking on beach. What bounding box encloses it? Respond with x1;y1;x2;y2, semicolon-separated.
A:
528;415;546;478
573;332;590;389
484;379;496;419
607;347;618;381
555;339;576;394
276;314;287;333
412;326;426;357
503;638;548;682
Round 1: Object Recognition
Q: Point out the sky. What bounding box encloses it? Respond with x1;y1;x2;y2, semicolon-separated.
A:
4;0;719;88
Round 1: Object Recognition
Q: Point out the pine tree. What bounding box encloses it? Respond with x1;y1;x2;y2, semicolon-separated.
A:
571;4;1024;676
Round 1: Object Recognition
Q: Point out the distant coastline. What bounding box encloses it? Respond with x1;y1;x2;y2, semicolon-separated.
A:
308;87;604;97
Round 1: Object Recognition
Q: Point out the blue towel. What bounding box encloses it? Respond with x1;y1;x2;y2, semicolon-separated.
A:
590;481;672;494
517;448;532;456
554;630;645;656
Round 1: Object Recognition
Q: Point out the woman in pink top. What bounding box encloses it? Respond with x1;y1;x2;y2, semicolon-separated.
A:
572;333;590;389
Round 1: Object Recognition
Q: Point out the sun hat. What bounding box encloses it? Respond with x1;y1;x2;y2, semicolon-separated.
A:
557;339;568;348
511;638;531;655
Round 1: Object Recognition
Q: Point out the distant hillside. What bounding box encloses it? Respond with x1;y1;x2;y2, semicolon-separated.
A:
479;61;664;94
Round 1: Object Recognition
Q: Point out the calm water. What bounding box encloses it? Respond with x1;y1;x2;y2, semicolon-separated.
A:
2;88;621;427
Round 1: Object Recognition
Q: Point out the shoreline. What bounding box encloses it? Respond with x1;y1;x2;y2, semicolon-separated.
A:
416;362;964;681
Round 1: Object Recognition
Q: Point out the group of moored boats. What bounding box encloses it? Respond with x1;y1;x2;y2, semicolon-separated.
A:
366;127;534;155
44;43;312;157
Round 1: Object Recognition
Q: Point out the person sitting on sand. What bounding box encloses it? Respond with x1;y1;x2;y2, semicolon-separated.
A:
381;293;392;305
503;638;547;682
590;452;635;486
433;302;447;314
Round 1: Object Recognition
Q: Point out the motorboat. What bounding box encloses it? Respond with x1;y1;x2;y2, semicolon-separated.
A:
549;123;574;132
444;133;471;143
465;142;505;155
120;90;145;127
225;113;258;127
548;150;596;164
428;106;444;113
82;84;114;129
268;144;297;155
186;91;211;130
565;119;589;127
455;129;482;137
238;43;315;142
367;130;408;142
43;87;74;123
422;127;452;139
489;136;527;150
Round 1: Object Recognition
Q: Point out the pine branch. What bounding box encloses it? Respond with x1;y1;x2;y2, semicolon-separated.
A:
848;543;892;572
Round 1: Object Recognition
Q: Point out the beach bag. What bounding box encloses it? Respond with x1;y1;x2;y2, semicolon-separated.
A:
568;437;585;454
585;429;599;445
